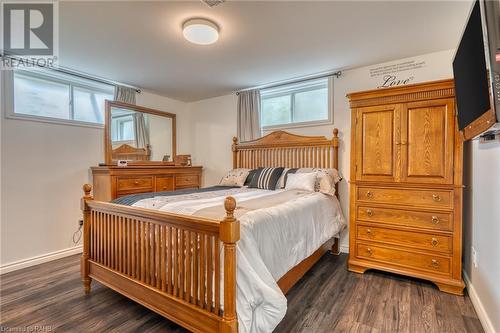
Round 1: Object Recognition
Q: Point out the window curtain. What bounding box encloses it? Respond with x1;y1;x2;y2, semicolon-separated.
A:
114;85;136;104
133;113;150;149
237;89;261;142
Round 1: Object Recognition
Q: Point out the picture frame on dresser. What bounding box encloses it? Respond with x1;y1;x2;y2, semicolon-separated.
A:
347;79;465;295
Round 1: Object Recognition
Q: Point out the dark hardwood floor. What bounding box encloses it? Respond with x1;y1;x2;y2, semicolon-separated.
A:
0;253;482;332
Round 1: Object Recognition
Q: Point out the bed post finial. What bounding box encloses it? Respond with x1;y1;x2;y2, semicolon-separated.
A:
81;184;93;294
332;128;339;147
83;184;92;198
232;137;238;169
221;196;239;333
224;196;236;219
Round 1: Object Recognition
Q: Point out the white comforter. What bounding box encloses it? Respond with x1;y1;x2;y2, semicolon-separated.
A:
134;188;345;333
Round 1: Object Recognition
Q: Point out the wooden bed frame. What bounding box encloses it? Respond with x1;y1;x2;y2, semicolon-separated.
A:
81;128;341;333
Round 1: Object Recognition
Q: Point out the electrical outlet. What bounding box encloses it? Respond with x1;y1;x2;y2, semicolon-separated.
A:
472;246;478;268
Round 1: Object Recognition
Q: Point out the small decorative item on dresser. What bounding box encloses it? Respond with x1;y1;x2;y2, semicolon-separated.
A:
175;154;192;166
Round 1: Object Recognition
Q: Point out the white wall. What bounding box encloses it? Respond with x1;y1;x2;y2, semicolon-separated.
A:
0;73;191;268
190;94;238;186
463;140;500;332
188;49;456;251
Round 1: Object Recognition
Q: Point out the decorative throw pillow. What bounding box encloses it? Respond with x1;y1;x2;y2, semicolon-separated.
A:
244;169;258;186
248;167;284;190
275;168;299;189
219;168;251;187
284;172;316;192
296;168;342;196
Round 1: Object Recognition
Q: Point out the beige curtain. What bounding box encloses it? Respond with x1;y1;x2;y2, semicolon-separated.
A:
237;89;261;142
133;112;150;148
114;85;136;104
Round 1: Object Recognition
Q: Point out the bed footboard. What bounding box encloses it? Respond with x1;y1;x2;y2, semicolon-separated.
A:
80;184;239;333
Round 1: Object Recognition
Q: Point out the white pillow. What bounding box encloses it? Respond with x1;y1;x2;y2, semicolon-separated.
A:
219;168;251;187
296;168;341;196
275;167;291;189
285;172;316;192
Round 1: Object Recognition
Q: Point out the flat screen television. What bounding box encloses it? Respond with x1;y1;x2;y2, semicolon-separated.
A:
453;0;500;139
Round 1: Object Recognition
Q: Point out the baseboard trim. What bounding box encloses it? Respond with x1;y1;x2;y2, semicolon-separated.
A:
463;270;495;333
0;246;83;275
340;245;349;253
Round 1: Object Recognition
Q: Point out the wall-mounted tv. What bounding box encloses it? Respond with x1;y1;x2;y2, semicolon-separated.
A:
453;0;500;140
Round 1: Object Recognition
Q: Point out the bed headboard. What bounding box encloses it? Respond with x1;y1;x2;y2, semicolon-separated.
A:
112;143;151;161
232;128;340;194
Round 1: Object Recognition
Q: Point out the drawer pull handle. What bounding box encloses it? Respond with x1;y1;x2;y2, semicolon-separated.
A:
431;238;438;247
366;209;373;217
431;259;439;268
134;181;139;185
366;191;373;199
432;194;442;202
366;247;373;256
431;216;440;224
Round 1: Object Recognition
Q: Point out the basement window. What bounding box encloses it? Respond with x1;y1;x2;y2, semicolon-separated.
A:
260;77;333;130
8;70;115;127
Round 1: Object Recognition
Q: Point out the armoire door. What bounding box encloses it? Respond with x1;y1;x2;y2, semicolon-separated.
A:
355;104;402;182
401;98;455;184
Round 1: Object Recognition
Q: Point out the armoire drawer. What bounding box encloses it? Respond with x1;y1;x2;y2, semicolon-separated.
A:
357;187;453;209
356;243;451;275
357;206;453;231
117;176;153;192
356;225;452;253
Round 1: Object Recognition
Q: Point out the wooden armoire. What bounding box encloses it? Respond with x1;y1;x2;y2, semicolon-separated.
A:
347;79;465;295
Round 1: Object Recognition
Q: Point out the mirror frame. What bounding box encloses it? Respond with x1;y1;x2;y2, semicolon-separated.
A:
104;100;177;165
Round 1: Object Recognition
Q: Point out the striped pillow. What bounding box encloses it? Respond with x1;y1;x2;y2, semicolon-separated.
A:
248;167;284;190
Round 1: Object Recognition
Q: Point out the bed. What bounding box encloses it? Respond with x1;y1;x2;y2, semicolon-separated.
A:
81;129;345;333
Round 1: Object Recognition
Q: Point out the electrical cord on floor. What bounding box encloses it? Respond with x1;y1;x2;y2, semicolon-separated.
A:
73;219;83;245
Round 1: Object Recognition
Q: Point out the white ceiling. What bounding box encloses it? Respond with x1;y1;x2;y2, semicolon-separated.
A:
59;1;472;102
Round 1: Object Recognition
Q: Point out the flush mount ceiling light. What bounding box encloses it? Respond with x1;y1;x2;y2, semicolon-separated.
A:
183;18;219;45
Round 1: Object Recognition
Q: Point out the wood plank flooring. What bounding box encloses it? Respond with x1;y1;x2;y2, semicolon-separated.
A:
0;253;482;332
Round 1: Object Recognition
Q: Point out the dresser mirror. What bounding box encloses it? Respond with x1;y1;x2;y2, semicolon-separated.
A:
104;101;176;165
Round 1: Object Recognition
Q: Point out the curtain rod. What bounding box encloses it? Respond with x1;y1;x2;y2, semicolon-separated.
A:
1;54;141;93
55;66;142;93
235;70;342;95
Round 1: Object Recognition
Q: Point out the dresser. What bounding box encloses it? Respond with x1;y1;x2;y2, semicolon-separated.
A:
347;79;465;295
91;166;203;201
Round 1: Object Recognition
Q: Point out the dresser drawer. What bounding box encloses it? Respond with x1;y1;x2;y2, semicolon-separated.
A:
117;176;153;192
357;225;452;253
357;243;451;275
357;187;453;209
175;174;199;187
156;176;174;192
357;206;453;231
